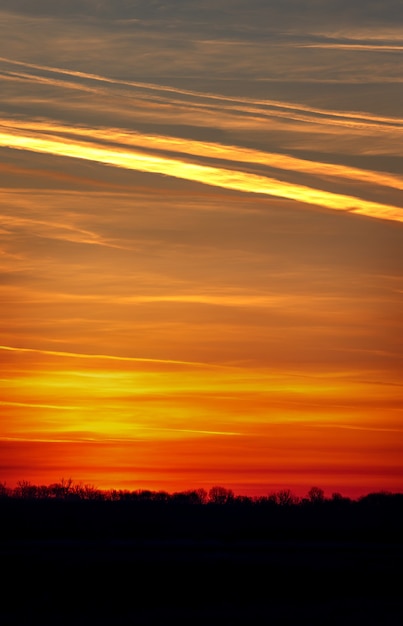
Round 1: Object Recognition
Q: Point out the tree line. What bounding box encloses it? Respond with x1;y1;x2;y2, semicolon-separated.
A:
1;479;402;543
1;478;401;507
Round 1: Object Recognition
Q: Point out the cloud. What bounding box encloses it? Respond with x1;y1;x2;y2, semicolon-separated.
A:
2;53;403;129
1;120;402;223
0;211;128;250
2;1;402;29
0;344;225;369
297;42;403;52
8;118;401;191
3;54;403;126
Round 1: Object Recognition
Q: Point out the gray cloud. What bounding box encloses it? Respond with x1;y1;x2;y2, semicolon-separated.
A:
1;1;402;30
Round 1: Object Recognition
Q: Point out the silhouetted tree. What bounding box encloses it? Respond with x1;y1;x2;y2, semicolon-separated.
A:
307;486;325;504
152;490;170;503
209;486;234;504
266;493;279;506
15;480;38;499
172;489;208;505
133;489;155;502
74;483;103;500
194;488;208;504
359;490;393;506
274;489;299;506
48;478;74;499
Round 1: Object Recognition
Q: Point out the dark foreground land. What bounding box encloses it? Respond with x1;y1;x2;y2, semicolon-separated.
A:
1;493;402;625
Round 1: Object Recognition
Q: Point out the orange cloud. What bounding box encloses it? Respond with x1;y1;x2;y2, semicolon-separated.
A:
1;124;402;223
4;118;403;192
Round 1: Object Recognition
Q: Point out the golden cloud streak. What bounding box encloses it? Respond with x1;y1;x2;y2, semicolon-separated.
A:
9;119;401;192
0;345;224;369
1;287;313;310
0;400;79;410
146;426;242;436
298;43;403;51
0;126;402;223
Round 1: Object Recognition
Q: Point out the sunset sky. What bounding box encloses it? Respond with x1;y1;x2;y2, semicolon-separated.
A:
1;0;402;497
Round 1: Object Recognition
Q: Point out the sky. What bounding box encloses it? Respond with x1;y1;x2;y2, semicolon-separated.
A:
0;0;402;497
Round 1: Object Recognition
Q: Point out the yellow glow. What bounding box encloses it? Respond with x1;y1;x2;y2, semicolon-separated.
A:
1;342;402;495
0;127;402;223
4;118;403;192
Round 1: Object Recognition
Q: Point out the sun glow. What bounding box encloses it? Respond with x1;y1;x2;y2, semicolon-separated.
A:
1;4;403;498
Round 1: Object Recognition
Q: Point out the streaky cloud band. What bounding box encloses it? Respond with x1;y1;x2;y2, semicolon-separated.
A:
1;126;402;223
0;344;226;369
1;56;402;129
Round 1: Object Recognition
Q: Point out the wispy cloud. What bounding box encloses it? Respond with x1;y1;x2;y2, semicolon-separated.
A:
2;55;403;128
0;344;223;369
298;43;403;51
0;400;79;410
0;211;128;249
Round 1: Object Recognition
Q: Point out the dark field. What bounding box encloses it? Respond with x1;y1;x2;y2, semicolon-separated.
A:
1;496;402;625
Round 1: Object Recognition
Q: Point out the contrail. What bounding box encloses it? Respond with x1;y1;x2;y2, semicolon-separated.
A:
297;43;403;51
1;127;402;223
4;66;403;133
1;55;402;128
6;117;402;192
0;344;223;369
0;400;79;410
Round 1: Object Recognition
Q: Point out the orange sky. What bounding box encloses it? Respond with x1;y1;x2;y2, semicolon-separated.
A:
0;2;402;497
